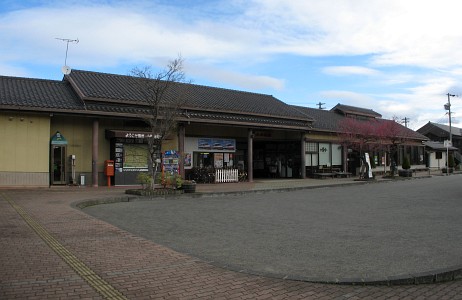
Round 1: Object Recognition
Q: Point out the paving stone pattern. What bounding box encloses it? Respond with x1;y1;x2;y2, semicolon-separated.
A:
0;178;461;299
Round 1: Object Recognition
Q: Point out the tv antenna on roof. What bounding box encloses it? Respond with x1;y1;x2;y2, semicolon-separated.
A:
55;37;79;75
316;102;326;109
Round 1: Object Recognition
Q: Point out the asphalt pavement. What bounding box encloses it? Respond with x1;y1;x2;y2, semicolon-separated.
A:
84;175;462;284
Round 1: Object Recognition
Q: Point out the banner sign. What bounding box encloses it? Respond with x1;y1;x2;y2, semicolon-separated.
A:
198;138;235;151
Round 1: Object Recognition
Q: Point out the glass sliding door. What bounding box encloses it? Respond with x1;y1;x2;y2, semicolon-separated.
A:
51;145;66;184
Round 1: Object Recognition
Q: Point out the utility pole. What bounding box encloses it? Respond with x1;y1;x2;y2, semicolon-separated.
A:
316;102;325;109
445;93;456;144
401;117;410;128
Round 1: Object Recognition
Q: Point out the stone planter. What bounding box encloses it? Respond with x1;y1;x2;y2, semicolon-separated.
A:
125;189;183;196
181;182;196;193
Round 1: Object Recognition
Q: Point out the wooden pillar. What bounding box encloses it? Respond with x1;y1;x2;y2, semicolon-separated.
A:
178;124;185;179
247;129;253;182
92;119;99;187
300;133;306;179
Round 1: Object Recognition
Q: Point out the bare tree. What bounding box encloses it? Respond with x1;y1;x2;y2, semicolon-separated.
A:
130;56;188;189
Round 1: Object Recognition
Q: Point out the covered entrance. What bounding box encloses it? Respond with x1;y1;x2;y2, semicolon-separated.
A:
253;141;301;178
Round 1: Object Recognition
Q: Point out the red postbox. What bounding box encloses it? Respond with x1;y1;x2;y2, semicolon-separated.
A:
104;160;114;186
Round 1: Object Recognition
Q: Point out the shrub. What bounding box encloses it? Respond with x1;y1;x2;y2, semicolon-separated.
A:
402;155;411;170
161;173;183;189
136;172;152;189
448;153;455;168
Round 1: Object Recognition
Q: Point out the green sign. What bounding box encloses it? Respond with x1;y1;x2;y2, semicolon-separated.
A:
51;131;68;145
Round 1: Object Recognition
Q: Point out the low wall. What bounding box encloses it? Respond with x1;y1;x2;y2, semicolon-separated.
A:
0;172;49;187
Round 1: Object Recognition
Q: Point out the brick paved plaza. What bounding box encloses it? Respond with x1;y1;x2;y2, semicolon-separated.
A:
1;175;461;299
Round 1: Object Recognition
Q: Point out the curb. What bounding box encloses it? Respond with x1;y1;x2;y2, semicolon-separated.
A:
192;256;462;287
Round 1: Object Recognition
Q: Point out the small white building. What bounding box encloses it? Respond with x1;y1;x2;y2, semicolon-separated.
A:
424;141;458;170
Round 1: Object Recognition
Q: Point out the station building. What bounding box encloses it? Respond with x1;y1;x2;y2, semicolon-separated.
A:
0;70;427;187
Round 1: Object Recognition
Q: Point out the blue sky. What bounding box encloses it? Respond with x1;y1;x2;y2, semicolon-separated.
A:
2;0;462;130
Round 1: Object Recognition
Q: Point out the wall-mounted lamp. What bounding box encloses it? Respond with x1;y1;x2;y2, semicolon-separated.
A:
8;117;14;121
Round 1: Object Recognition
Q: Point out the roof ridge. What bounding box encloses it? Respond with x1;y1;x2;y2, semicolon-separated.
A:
0;74;64;84
70;69;277;99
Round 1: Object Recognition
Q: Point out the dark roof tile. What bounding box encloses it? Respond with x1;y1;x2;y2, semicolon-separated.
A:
66;70;311;122
417;121;462;137
294;105;427;140
0;75;82;110
331;103;382;118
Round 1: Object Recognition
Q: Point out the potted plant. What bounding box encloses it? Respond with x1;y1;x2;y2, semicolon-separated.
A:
399;155;412;177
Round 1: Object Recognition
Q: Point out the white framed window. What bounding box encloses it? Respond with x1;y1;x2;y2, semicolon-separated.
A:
305;142;318;153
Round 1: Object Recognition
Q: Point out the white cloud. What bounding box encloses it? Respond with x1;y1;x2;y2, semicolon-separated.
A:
3;1;462;73
319;90;376;108
236;0;462;69
0;3;254;68
322;66;380;76
187;63;284;91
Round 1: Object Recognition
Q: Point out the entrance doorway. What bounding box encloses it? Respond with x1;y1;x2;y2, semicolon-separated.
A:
253;141;300;178
51;145;66;184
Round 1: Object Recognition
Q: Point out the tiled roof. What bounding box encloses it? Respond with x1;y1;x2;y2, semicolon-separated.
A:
293;106;344;131
0;73;312;129
294;105;427;140
66;70;312;122
331;103;382;118
0;75;82;110
417;122;462;137
424;141;458;151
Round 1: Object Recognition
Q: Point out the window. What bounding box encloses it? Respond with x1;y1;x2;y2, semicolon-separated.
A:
305;142;318;153
332;144;342;166
305;142;318;167
436;151;443;159
412;146;424;164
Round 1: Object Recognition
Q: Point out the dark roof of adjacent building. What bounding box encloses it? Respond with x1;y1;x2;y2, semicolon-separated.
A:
0;75;82;111
293;105;344;131
294;105;427;141
331;103;382;118
417;121;462;138
424;141;458;151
